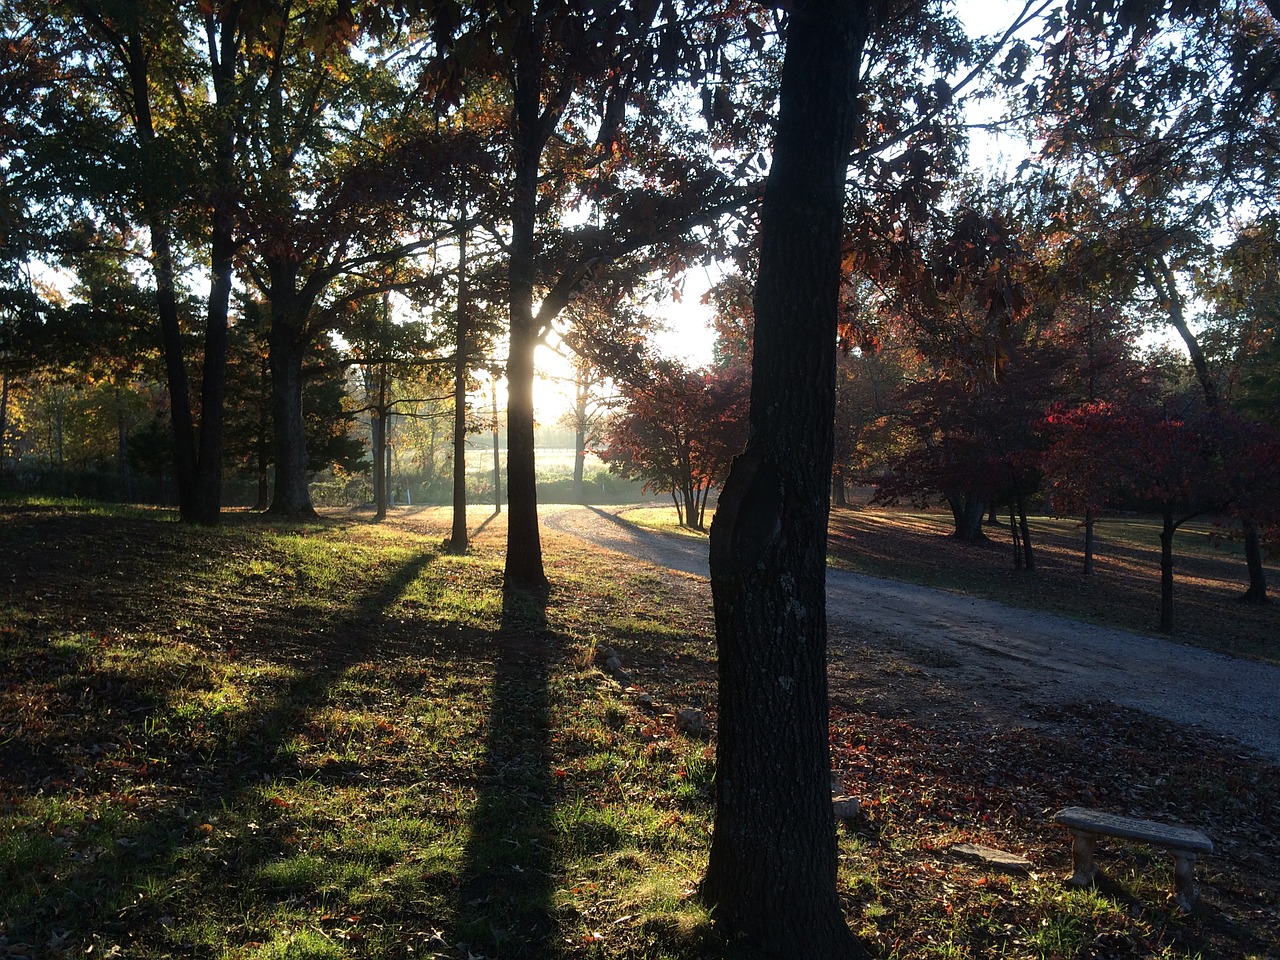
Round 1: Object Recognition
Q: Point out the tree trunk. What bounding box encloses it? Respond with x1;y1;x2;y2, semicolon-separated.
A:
946;492;988;542
0;367;9;477
504;33;548;587
372;378;387;521
1017;493;1035;571
1009;503;1022;569
1241;520;1268;603
832;467;848;508
450;211;470;553
1150;256;1218;409
1160;504;1175;633
194;17;242;527
122;36;203;521
267;311;316;519
148;216;201;521
115;384;132;499
1083;510;1095;575
194;216;234;525
1148;258;1266;602
53;390;64;469
255;356;271;512
573;387;588;504
492;377;502;514
373;412;386;522
702;2;872;957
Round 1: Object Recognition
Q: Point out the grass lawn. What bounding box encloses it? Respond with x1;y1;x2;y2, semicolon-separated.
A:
1;498;1277;959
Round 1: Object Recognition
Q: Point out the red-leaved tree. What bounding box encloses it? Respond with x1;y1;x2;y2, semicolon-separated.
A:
1041;401;1280;630
601;361;748;530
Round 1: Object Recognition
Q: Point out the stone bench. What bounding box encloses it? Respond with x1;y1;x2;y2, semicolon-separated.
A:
1054;806;1213;912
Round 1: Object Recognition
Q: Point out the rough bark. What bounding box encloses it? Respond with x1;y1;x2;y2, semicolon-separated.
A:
702;1;872;956
195;220;233;525
255;356;271;512
193;17;243;526
147;215;201;520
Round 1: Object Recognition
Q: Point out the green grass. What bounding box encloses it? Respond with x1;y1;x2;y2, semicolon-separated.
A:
617;506;710;539
0;501;721;960
1;498;1275;959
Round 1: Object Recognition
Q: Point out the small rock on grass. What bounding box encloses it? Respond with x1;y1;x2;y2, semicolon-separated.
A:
948;842;1032;876
676;708;710;738
832;796;861;821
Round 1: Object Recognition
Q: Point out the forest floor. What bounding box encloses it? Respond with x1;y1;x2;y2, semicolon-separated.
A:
1;497;1278;960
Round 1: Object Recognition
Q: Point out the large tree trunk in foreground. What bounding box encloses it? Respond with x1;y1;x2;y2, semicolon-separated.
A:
702;2;871;957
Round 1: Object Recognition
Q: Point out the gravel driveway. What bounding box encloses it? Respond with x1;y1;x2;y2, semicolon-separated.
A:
542;504;1280;764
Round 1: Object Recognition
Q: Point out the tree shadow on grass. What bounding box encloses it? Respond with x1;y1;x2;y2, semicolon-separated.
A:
0;516;442;954
450;581;556;958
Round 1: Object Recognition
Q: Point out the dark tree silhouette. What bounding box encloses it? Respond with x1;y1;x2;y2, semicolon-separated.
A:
702;0;873;956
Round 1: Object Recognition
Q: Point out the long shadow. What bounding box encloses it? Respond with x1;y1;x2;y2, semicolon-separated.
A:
450;581;556;958
582;506;710;577
1;508;442;952
473;511;501;538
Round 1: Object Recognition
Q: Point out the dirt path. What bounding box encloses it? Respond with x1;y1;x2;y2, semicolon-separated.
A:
542;504;1280;764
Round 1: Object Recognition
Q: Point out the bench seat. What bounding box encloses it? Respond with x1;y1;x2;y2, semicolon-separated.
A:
1054;806;1213;912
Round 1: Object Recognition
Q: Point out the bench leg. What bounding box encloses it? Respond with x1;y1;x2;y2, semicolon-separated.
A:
1066;830;1098;888
1172;852;1198;912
